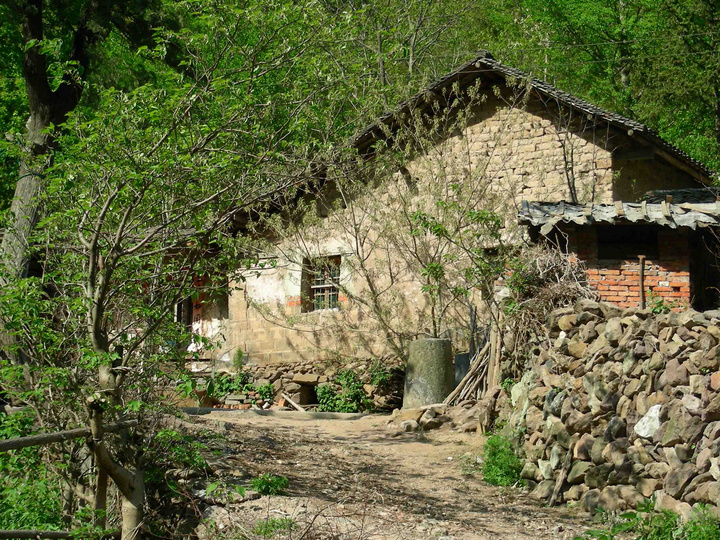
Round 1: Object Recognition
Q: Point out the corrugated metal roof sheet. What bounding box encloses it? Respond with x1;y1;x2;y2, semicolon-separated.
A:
354;51;714;181
518;200;720;236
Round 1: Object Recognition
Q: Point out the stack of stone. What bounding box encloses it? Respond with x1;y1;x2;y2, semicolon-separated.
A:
508;299;720;517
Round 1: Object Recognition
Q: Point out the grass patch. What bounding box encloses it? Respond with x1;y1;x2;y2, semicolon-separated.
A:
578;500;720;539
253;517;296;538
251;474;289;496
480;435;524;487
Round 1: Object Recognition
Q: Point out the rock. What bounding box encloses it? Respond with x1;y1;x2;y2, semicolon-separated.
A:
396;409;424;423
599;486;627;512
605;318;624;346
697;448;713;473
711;372;720;391
666;358;690;387
604;416;627;441
293;373;320;384
665;463;697;499
662;409;704;446
558;314;577;331
574;434;595;461
655;491;692;522
591;438;607;465
706;393;720;422
664;447;684;470
530;479;555;500
682;394;703;415
400;419;419;432
576;299;602;316
550;445;564;470
710;458;720;481
580;488;602;513
634;404;663;439
585;464;612;489
538;459;553;480
521;462;539;480
602;440;628;468
637;478;662;498
565;484;588;501
618;485;644;507
567;410;593;434
568;460;592;484
568;338;587;359
646;462;671;479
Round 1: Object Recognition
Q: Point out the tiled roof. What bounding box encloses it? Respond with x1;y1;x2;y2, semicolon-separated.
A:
354;51;714;181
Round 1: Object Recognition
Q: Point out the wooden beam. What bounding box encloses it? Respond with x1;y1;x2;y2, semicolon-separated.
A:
612;147;655;161
0;420;138;452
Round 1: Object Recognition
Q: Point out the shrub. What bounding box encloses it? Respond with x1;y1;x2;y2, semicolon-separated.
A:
256;382;275;402
481;435;524;487
251;474;289;496
205;372;251;398
579;500;720;540
369;363;392;389
317;370;372;413
254;517;296;538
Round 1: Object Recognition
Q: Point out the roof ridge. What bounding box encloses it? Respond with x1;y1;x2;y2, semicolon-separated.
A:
354;51;714;180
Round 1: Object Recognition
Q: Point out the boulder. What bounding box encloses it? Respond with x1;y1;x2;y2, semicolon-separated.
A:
664;463;697;499
568;460;592;484
634;404;663;439
530;480;555;500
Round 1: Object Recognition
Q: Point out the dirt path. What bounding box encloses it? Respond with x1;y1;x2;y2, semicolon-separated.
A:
195;411;594;539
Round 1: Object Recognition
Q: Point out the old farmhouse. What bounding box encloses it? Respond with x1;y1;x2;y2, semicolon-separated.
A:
186;51;717;400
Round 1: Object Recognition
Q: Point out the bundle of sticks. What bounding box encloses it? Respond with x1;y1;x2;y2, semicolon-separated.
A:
444;341;490;405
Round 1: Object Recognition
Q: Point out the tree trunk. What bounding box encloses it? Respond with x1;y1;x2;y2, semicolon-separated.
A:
120;472;144;540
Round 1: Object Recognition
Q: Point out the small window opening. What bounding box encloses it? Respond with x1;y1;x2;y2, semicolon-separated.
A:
302;255;341;312
597;225;659;259
176;297;193;328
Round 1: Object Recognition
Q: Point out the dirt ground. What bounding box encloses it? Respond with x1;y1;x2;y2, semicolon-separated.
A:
186;410;595;540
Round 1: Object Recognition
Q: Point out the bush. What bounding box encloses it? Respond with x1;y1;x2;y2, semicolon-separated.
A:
317;370;372;413
481;435;524;487
256;382;275;402
253;517;296;538
251;474;289;496
0;412;63;530
579;500;720;540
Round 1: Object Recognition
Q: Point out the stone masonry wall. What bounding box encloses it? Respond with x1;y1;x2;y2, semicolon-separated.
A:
192;85;701;368
509;299;720;516
566;226;692;309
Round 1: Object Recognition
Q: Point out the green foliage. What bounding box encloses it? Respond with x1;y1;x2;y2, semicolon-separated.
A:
481;435;524;487
205;372;252;398
0;412;63;530
253;517;296;538
369;362;392;389
251;474;289;496
153;429;207;470
500;378;515;394
256;382;275;402
317;370;372;413
233;348;245;370
647;290;677;314
578;500;720;540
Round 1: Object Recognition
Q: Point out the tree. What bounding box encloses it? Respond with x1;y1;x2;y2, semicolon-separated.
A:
0;1;351;535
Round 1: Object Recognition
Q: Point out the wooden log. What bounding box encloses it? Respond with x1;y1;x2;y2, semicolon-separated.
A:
0;420;138;452
548;449;573;506
281;393;306;412
443;343;490;405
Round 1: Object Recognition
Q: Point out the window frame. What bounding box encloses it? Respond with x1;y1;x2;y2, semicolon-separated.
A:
302;255;342;312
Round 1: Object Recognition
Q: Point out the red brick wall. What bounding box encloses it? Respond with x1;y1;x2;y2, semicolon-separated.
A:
567;227;691;309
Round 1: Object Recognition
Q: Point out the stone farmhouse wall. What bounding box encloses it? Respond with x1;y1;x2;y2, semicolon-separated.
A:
508;300;720;516
193;85;702;369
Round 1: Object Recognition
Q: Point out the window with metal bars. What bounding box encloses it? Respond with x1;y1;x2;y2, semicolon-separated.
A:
303;255;341;312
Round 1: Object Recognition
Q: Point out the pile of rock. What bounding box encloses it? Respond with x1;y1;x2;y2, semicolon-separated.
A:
385;399;497;433
508;299;720;517
189;356;404;409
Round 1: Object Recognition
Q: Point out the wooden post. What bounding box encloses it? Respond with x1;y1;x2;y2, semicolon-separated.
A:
638;255;646;309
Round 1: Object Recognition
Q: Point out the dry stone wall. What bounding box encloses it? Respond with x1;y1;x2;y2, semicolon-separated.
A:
510;300;720;517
